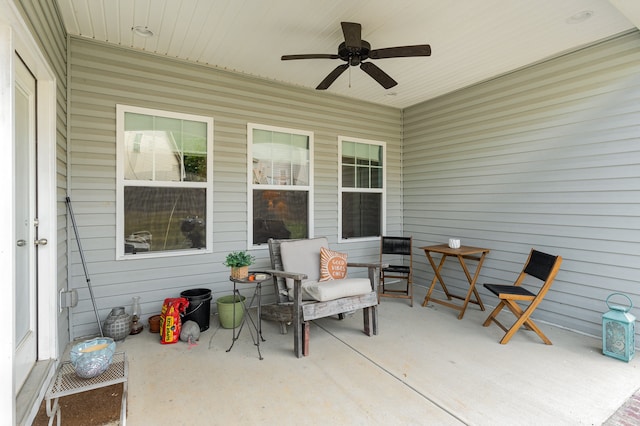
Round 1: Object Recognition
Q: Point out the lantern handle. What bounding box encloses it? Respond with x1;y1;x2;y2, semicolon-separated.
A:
606;293;633;313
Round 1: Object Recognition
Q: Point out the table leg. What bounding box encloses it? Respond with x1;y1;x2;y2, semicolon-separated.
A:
46;397;60;426
226;282;244;353
422;253;452;307
121;377;128;426
255;282;264;360
455;253;487;319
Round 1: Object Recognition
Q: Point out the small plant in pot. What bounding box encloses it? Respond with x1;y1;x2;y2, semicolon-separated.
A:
224;251;255;279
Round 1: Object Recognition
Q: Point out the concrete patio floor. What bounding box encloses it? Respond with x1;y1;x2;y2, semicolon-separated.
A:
91;285;639;425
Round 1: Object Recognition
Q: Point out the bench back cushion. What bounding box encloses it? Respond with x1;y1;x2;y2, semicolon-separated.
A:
280;237;327;288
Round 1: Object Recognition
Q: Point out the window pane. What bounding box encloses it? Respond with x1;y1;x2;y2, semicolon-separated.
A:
124;112;207;182
342;140;384;190
291;134;308;150
371;167;382;188
183;120;208;182
124;112;154;131
342;164;355;187
342;141;355;164
341;192;381;239
253;190;308;244
155;116;182;139
356;165;370;188
124;187;206;253
252;129;309;187
355;143;370;165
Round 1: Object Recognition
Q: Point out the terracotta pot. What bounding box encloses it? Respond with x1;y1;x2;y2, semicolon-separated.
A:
148;314;161;333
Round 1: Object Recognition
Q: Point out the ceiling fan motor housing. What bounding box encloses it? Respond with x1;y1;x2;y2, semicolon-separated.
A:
338;41;371;66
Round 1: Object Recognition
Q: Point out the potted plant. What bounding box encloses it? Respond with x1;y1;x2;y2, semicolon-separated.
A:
224;251;254;279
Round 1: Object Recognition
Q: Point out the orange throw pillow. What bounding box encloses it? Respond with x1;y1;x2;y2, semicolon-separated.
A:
319;247;348;281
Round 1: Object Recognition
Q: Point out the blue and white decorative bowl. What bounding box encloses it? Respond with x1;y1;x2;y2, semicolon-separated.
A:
70;337;116;379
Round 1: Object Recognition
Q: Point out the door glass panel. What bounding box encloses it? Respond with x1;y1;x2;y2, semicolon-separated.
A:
14;55;38;392
14;83;31;344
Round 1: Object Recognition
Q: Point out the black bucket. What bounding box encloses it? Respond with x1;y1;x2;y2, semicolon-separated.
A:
180;288;212;332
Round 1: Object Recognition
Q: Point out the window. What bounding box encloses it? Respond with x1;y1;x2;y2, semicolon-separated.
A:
339;137;385;241
116;105;213;259
248;123;313;246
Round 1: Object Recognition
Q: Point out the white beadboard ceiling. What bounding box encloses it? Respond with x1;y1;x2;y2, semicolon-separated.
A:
56;0;638;109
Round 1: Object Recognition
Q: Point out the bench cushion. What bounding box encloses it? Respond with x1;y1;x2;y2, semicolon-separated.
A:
303;278;372;302
280;237;372;302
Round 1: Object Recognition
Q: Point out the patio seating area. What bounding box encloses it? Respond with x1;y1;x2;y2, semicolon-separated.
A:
100;285;640;425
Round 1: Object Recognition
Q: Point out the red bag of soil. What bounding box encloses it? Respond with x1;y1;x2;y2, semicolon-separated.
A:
159;297;189;344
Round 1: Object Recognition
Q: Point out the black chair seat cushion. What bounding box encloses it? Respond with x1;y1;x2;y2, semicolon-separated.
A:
484;284;535;298
383;265;410;274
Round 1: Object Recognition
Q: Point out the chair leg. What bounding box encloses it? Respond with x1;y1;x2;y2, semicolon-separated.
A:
363;307;372;336
294;317;303;358
302;321;310;356
408;279;414;307
501;301;552;345
380;276;413;306
372;305;378;335
502;301;535;331
483;301;507;327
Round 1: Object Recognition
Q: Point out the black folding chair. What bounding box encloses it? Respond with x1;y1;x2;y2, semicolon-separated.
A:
379;236;413;307
483;249;562;344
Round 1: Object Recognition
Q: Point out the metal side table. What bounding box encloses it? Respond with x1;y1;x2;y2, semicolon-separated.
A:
45;351;128;426
226;271;272;360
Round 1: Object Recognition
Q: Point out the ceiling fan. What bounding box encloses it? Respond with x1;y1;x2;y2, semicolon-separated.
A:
281;22;431;90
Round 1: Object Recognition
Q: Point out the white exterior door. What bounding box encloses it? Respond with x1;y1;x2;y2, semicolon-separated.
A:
14;54;39;392
1;4;59;424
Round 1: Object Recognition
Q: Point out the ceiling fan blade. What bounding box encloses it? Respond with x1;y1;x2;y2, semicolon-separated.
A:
341;22;362;49
282;54;340;60
360;62;397;89
316;63;349;90
369;44;431;59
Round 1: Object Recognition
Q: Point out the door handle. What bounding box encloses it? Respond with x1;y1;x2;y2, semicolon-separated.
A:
17;239;26;247
35;238;48;246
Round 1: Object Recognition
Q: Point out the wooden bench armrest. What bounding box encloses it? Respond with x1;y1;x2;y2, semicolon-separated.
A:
264;269;308;281
347;262;388;269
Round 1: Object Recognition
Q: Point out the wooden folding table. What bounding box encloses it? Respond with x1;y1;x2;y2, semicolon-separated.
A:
420;244;490;319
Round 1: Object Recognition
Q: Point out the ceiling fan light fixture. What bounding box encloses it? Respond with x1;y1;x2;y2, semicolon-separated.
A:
566;10;594;24
132;26;154;37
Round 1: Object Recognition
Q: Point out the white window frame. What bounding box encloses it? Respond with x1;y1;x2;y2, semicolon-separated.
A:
248;123;314;249
338;136;386;243
116;104;214;260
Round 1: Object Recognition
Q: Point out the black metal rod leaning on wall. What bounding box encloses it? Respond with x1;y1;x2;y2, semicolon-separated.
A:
66;196;104;337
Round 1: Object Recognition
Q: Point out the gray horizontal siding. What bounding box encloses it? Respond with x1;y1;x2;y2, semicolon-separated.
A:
403;31;640;344
68;37;401;338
